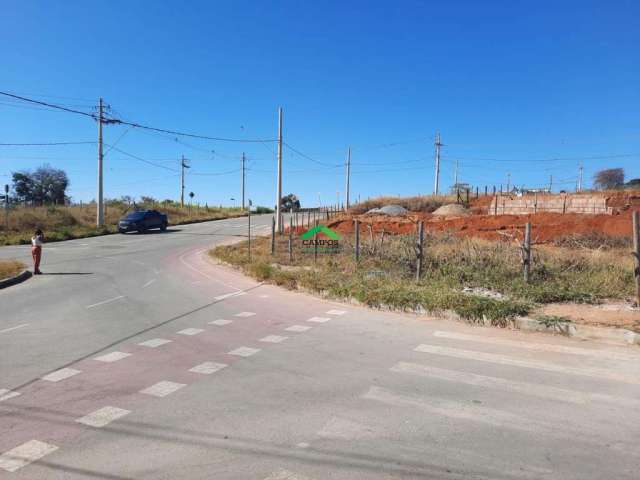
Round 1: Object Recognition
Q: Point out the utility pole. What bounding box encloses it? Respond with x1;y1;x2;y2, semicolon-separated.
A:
453;158;459;189
241;152;246;210
96;98;104;227
433;132;442;195
180;155;190;207
549;175;553;192
345;146;351;211
506;172;511;193
577;164;584;192
275;107;283;233
4;184;8;231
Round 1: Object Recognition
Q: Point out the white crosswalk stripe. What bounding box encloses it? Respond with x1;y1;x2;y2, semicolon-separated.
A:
414;344;640;384
433;330;640;361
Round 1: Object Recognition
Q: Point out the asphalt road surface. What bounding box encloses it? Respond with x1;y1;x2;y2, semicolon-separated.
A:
1;215;639;479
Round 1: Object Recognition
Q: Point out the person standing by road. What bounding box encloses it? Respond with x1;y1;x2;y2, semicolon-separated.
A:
31;228;44;275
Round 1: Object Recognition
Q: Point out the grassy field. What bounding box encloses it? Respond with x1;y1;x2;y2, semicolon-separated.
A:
0;259;25;280
211;230;634;325
349;194;454;214
0;201;247;245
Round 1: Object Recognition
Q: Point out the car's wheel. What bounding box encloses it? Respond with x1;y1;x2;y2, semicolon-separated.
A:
160;222;167;232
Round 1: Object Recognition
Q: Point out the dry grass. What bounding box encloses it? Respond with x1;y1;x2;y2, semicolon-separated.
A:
0;202;246;245
211;229;635;324
349;195;455;214
0;259;25;280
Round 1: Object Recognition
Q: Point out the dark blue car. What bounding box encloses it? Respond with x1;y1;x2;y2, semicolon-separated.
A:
118;210;168;233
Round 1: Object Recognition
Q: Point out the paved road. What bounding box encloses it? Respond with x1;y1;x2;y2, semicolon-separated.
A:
1;215;639;479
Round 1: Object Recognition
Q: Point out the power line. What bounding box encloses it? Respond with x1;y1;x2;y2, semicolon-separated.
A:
103;145;180;172
0;141;95;146
0;91;98;119
283;142;341;167
442;153;639;163
0;91;277;143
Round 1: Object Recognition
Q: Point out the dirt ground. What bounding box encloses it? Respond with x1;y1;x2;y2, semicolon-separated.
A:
536;302;640;332
325;191;640;243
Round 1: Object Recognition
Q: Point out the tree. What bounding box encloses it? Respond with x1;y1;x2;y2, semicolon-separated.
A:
593;168;624;190
280;193;301;211
12;165;69;205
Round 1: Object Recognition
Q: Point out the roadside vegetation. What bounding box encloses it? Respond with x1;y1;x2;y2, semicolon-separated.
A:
212;231;634;326
0;198;250;245
0;259;25;280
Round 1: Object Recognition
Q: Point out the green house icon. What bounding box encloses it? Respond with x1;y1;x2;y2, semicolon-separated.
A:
300;225;341;240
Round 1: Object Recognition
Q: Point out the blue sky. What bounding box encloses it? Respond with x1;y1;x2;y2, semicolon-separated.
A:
1;0;638;207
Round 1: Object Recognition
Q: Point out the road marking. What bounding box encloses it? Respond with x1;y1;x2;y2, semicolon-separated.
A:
234;311;256;317
214;291;247;301
307;316;330;323
259;294;270;298
0;389;20;402
363;386;545;434
76;406;131;428
296;442;310;449
140;381;186;397
178;248;241;291
285;325;312;332
317;416;375;439
0;323;29;334
391;362;593;405
86;295;125;309
0;440;59;473
209;319;232;326
138;338;172;348
177;328;204;336
42;368;81;382
228;346;261;357
142;279;156;288
93;351;131;363
326;309;346;315
432;330;640;361
414;344;640;384
264;469;314;480
189;362;228;374
260;335;288;343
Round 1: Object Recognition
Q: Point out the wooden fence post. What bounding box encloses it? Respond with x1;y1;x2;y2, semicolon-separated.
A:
270;216;275;255
416;221;424;281
523;222;532;283
314;219;318;263
354;219;360;262
288;224;293;263
247;209;251;261
632;211;640;307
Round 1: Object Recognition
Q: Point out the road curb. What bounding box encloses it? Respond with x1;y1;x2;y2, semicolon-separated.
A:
210;255;640;348
515;316;640;345
0;269;32;290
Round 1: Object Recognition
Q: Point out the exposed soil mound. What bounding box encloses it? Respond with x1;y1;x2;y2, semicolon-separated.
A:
432;204;470;218
366;204;408;216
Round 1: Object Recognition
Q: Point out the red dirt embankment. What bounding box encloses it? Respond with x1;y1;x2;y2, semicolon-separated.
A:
327;210;637;243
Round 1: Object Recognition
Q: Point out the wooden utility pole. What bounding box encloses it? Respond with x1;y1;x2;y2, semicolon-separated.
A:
96;98;104;227
270;216;276;255
288;224;293;263
180;155;190;207
4;184;8;231
577;164;584;192
345;147;351;211
275;107;283;233
433;132;442;195
523;222;532;283
416;221;424;281
247;205;251;261
354;219;360;262
241;152;246;210
633;211;640;307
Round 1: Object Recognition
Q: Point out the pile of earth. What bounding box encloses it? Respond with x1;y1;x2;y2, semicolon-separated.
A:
431;204;470;217
366;204;408;216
